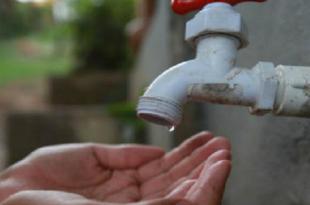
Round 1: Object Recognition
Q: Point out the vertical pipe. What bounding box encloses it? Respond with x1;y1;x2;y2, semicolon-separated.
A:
196;35;240;76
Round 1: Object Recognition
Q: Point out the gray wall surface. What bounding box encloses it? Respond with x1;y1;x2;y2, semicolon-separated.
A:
204;1;310;205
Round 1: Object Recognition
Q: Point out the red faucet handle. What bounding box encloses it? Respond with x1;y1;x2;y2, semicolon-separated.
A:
171;0;267;14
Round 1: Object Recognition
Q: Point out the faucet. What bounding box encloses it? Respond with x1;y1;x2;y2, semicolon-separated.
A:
137;0;310;128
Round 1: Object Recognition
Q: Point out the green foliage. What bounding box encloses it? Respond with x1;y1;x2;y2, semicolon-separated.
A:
107;101;146;143
0;39;72;85
107;102;139;124
0;2;48;39
107;102;145;131
71;0;135;72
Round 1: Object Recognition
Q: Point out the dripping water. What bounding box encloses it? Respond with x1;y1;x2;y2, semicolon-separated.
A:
168;126;175;133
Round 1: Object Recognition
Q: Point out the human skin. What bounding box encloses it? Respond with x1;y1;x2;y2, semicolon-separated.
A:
0;131;231;205
1;191;186;205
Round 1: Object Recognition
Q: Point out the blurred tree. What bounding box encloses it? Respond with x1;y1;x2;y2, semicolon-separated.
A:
71;0;135;73
0;0;17;38
0;1;46;39
1;0;13;13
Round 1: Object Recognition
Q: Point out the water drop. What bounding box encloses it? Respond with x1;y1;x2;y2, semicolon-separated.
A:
168;126;175;132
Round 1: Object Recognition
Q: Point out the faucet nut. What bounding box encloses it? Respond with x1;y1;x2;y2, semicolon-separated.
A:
185;4;248;48
250;62;278;115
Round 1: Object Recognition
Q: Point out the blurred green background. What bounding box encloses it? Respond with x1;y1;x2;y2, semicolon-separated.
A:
0;0;135;85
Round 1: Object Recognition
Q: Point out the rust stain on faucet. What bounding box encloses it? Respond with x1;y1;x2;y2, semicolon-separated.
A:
188;83;247;105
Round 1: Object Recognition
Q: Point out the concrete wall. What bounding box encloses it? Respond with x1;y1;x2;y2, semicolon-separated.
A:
205;1;310;205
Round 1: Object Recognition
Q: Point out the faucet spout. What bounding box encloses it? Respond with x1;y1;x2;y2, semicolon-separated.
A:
137;35;240;127
137;61;193;127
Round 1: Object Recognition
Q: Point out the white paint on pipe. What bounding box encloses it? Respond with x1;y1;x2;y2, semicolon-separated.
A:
274;65;310;117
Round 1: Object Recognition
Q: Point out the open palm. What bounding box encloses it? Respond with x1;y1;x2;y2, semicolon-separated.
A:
0;131;231;205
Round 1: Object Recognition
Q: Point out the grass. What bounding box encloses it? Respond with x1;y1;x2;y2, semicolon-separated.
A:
0;35;73;85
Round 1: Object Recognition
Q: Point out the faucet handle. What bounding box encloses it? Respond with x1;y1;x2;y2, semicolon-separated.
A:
171;0;267;14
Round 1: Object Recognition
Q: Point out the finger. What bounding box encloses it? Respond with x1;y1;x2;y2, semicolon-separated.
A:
142;164;202;201
92;144;165;169
144;149;230;200
178;148;224;179
186;160;231;205
166;180;196;199
138;131;213;181
167;149;231;196
197;149;231;177
141;137;230;197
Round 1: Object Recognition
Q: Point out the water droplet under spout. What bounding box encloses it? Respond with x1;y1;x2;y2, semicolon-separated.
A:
168;126;175;132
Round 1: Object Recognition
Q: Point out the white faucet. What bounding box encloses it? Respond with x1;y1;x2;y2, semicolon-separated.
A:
137;1;310;128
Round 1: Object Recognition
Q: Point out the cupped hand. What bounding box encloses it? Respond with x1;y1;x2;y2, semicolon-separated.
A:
2;190;187;205
0;131;231;205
